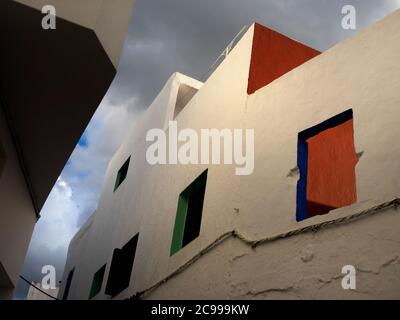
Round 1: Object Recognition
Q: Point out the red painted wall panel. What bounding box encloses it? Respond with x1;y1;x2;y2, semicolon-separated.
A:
306;119;358;217
248;23;320;95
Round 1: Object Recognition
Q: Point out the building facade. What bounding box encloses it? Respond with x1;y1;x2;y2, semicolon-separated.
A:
60;10;400;300
0;0;134;299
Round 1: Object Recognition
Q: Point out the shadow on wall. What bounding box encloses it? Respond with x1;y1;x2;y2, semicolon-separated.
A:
0;138;6;178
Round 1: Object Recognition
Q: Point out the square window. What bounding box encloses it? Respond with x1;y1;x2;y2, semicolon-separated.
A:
88;264;106;299
114;157;130;192
170;169;208;256
296;109;358;221
105;233;139;297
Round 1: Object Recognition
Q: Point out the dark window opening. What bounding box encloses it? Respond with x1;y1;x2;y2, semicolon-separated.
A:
297;109;358;221
105;233;139;297
170;169;208;255
114;156;130;191
89;264;106;299
62;268;74;300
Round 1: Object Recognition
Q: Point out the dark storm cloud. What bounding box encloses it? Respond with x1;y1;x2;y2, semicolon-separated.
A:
108;0;400;111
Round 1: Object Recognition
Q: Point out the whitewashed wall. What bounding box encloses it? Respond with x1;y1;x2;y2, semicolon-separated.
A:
60;10;400;300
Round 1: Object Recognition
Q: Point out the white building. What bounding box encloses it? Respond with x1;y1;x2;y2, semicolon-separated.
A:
0;0;134;299
60;10;400;300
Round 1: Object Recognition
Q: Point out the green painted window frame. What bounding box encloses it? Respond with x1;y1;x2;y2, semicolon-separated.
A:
170;169;208;256
114;156;130;192
89;264;106;300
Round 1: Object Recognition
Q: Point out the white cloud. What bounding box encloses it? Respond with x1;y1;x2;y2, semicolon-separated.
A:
31;178;79;250
68;96;141;221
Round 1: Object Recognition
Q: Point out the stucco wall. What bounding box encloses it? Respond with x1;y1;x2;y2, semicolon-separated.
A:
148;205;400;299
0;108;36;299
58;214;95;300
60;10;400;300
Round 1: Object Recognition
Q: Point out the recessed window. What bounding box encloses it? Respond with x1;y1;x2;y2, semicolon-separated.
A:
174;83;199;119
62;268;75;300
296;109;358;221
105;233;139;297
114;156;130;191
170;169;208;255
89;264;106;299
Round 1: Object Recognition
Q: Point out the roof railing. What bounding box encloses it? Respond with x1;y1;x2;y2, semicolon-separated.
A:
202;25;249;81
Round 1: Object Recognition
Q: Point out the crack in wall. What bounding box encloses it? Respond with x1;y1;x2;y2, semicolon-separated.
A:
133;198;400;299
243;286;295;298
357;255;399;275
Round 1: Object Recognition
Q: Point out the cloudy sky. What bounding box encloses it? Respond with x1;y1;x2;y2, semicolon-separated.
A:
14;0;400;299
